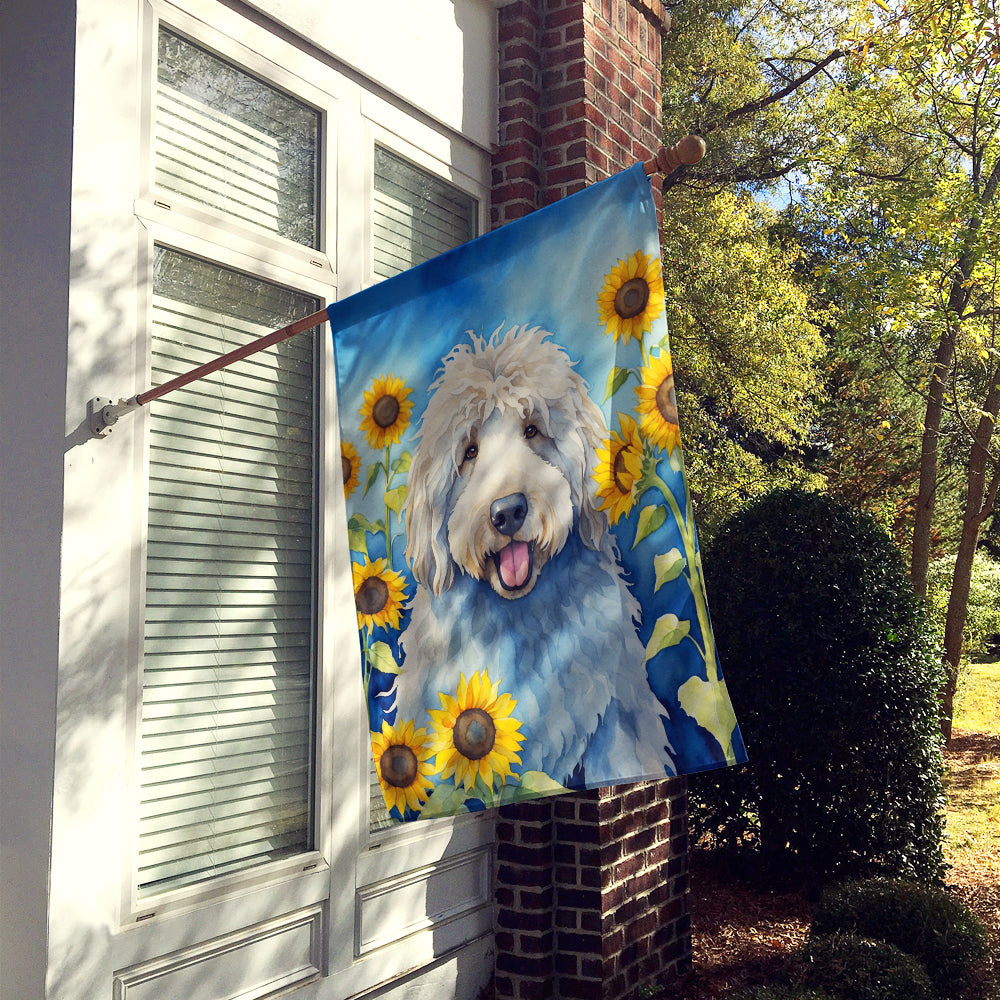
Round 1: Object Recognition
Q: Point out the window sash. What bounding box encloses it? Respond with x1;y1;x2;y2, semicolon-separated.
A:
138;247;319;896
372;145;478;280
155;27;321;249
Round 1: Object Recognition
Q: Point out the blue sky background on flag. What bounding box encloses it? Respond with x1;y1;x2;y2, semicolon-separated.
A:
331;164;746;822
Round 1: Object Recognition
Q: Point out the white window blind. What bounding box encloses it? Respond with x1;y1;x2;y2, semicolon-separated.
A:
138;248;319;895
156;27;320;248
368;149;477;831
372;145;477;279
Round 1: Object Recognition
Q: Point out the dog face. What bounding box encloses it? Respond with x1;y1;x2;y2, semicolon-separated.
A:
405;325;610;599
447;405;573;598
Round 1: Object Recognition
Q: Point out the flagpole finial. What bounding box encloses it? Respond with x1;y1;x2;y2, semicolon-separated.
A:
643;135;706;176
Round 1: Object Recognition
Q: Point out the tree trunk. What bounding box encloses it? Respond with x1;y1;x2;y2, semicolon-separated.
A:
910;160;1000;596
941;378;1000;741
910;330;955;597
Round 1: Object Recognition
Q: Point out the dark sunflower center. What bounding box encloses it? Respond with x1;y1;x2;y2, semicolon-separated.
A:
356;576;389;615
614;277;650;319
372;394;400;429
342;455;352;484
453;707;496;760
655;372;678;425
612;447;631;494
380;744;418;788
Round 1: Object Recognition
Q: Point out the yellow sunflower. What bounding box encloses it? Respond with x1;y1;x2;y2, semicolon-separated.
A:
360;373;413;450
427;669;525;792
353;557;408;631
596;249;665;344
593;412;645;524
341;439;361;498
634;351;682;454
371;718;435;816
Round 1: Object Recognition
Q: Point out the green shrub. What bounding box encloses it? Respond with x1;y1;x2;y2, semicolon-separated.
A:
792;933;934;1000
811;878;988;999
692;489;947;882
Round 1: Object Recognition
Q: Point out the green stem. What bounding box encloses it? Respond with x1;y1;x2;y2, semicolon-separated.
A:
362;625;372;708
683;631;706;660
651;468;717;683
383;443;394;567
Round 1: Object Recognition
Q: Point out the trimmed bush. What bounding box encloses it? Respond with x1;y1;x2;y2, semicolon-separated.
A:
692;489;946;882
811;878;988;999
792;933;934;1000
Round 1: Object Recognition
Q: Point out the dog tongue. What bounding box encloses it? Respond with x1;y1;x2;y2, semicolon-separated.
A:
499;541;530;589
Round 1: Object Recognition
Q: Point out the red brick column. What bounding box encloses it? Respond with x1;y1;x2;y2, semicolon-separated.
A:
491;4;691;999
492;0;668;226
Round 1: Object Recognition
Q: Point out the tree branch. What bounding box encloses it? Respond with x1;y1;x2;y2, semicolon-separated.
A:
704;49;848;133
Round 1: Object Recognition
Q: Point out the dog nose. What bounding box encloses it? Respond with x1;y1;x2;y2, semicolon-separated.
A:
490;493;527;536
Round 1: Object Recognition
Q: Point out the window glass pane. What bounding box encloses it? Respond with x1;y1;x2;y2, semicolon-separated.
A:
372;146;477;279
156;28;320;248
139;246;318;895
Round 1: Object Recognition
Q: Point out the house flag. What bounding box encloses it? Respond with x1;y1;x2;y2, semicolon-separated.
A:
330;163;747;823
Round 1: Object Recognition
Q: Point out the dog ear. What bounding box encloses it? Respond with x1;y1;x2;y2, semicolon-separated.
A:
568;380;611;551
404;434;455;595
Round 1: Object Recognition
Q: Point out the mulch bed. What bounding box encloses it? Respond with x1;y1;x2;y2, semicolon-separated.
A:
670;734;1000;999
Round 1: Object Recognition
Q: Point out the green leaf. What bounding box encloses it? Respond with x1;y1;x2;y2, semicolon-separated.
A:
497;771;567;805
391;451;412;474
677;674;738;764
367;640;401;674
654;548;686;591
347;513;385;552
518;770;568;796
347;514;371;554
643;613;690;662
362;461;382;498
603;366;631;401
418;782;470;819
384;484;408;516
633;504;667;548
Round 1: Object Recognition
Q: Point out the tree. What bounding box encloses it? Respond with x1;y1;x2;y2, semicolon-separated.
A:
804;0;1000;736
658;1;844;534
660;188;825;535
660;0;1000;737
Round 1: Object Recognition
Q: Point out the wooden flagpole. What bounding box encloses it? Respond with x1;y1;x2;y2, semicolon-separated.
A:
88;135;705;437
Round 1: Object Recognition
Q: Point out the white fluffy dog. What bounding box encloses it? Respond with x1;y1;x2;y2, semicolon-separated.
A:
393;324;675;787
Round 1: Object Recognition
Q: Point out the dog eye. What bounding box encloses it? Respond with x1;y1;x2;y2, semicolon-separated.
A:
524;424;538;439
463;443;478;462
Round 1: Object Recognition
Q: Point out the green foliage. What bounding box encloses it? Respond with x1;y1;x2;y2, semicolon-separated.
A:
692;488;947;882
791;933;934;1000
811;878;988;999
663;187;826;538
927;550;1000;658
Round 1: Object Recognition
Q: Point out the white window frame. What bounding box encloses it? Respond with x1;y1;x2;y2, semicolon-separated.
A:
122;0;341;932
109;0;496;991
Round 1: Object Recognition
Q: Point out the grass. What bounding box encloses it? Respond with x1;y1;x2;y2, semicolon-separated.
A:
956;658;1000;734
945;660;1000;868
943;659;1000;1000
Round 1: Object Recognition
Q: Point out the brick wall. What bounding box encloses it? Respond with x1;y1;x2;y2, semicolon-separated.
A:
494;782;691;1000
490;9;690;998
492;0;668;227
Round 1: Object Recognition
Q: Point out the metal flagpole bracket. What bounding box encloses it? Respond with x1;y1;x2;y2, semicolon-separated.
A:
88;395;141;438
